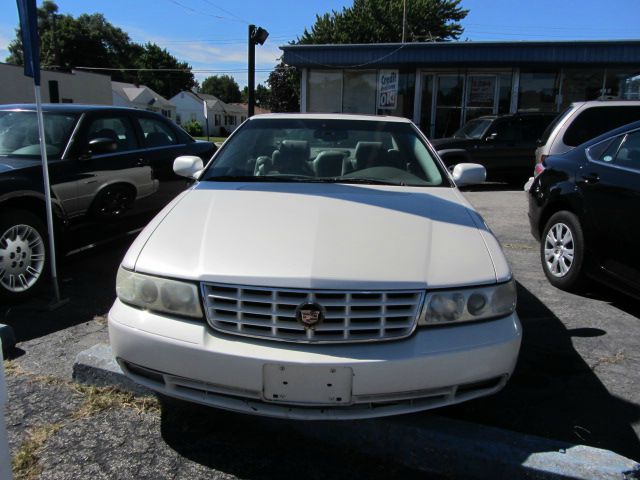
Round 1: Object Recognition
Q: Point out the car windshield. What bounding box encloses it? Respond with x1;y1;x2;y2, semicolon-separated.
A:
0;111;78;159
201;118;449;187
452;118;493;139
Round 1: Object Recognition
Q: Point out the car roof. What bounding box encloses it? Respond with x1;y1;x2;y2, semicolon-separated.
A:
249;113;413;123
0;103;146;114
569;99;640;108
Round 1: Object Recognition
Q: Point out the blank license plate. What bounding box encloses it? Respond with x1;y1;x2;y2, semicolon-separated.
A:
263;364;353;405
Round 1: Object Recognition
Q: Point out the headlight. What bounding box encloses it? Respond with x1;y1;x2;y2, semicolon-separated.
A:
418;279;516;326
116;266;203;318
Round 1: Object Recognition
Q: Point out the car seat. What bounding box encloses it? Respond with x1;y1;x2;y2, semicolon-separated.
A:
354;141;385;169
273;140;313;176
313;151;345;177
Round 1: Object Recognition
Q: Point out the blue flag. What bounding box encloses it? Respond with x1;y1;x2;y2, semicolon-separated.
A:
16;0;40;86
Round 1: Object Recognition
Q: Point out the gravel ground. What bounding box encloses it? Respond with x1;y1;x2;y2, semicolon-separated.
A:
2;187;639;479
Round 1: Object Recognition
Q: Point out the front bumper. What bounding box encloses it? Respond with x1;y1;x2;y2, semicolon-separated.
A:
108;299;522;420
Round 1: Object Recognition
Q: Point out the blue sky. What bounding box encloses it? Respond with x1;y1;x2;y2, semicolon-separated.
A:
1;0;638;89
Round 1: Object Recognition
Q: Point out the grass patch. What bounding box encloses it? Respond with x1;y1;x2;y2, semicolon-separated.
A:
193;136;227;143
72;384;160;418
12;423;63;480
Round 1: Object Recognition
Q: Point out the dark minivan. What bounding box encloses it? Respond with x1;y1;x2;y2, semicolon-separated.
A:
0;104;216;302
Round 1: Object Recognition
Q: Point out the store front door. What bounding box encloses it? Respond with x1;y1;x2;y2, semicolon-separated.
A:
420;72;506;139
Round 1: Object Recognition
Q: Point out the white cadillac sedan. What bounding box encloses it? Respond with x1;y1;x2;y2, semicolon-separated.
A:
108;114;522;420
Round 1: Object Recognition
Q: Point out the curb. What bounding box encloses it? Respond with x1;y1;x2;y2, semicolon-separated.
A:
73;343;640;480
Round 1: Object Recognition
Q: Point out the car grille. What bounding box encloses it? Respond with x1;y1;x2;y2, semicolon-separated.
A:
201;283;425;343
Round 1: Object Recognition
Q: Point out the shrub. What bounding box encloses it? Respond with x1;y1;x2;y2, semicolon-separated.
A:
183;120;203;137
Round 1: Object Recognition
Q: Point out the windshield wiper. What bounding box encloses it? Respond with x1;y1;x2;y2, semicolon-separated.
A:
329;178;406;186
207;175;313;182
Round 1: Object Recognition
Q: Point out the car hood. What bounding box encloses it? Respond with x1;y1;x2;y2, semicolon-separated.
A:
430;137;469;149
130;182;509;290
0;157;41;174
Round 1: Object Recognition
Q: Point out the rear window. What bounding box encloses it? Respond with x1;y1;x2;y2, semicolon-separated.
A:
539;107;572;146
563;106;640;147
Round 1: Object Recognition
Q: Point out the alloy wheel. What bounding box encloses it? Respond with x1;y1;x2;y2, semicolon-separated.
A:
544;222;575;278
0;224;46;292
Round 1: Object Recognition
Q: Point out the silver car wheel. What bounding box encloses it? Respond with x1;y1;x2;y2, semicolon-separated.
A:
544;222;575;278
0;224;46;293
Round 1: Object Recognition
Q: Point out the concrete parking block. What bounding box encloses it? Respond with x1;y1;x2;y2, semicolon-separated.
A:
73;343;640;480
0;324;16;355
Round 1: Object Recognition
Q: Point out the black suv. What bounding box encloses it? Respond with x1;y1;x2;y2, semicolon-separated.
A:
528;119;640;299
431;112;556;183
0;104;216;302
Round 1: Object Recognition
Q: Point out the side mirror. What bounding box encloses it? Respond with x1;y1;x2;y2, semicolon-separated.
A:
485;132;498;142
87;137;118;155
452;163;486;187
174;155;204;179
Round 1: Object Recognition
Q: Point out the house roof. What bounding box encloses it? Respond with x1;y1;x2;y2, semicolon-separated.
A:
281;40;640;68
112;81;174;109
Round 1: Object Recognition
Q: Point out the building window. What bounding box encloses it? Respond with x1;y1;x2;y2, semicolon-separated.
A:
241;116;246;122
176;113;182;125
342;70;376;114
190;113;197;122
307;70;342;113
560;69;605;109
518;70;560;112
161;109;171;118
603;69;640;100
215;114;221;126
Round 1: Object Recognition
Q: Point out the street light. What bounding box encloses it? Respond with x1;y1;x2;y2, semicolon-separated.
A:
248;24;269;117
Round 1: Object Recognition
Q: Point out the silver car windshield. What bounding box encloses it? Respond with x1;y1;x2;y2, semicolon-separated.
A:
201;118;449;187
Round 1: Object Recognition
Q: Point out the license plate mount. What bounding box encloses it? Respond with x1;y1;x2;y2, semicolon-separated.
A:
263;364;353;405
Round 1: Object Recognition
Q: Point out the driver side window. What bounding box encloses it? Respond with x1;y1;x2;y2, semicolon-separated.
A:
86;116;138;153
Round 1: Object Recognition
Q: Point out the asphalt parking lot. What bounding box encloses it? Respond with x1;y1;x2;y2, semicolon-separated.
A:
2;187;640;478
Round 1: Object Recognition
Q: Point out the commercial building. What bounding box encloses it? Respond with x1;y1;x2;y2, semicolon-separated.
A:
281;40;640;138
0;63;112;105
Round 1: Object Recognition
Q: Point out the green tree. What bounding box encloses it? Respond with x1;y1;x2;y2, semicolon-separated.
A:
6;1;195;99
201;75;242;103
135;43;195;99
298;0;468;44
241;83;271;108
267;62;299;113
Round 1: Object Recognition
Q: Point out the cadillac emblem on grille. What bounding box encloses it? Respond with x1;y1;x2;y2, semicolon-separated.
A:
296;303;324;329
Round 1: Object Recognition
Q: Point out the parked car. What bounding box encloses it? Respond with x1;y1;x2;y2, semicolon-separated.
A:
534;100;640;175
0;104;216;302
528;119;640;299
109;113;521;420
431;112;556;184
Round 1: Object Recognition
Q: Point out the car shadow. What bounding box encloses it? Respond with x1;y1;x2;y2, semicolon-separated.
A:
437;281;640;461
158;397;426;479
0;236;130;344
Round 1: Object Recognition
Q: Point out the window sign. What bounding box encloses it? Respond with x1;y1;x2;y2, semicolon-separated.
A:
468;76;496;107
378;70;399;109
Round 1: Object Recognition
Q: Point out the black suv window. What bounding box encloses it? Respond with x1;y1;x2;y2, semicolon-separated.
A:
563;106;640;147
490;120;518;142
87;116;138;152
139;117;178;147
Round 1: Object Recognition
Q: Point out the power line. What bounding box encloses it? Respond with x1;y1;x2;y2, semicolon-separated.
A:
198;0;249;24
75;66;273;73
166;0;245;23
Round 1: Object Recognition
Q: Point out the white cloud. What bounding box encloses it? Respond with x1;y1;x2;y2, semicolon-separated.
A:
121;25;282;88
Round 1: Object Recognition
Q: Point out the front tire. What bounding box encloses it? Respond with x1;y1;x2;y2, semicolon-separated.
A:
540;210;586;292
0;209;48;303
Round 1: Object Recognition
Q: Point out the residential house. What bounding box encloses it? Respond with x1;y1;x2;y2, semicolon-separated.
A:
112;81;176;120
171;90;270;136
0;63;112;105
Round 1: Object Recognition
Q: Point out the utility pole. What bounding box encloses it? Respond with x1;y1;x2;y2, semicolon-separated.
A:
248;24;268;118
402;0;407;43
